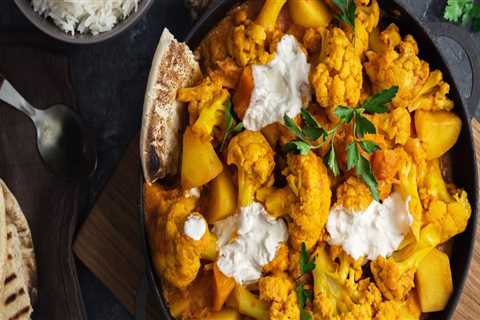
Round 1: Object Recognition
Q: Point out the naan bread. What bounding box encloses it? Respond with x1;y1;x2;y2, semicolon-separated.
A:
140;28;201;184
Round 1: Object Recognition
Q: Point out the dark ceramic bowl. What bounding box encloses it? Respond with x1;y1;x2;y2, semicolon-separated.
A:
138;1;479;319
14;0;154;44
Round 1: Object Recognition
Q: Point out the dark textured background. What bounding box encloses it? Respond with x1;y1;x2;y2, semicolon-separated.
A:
0;0;478;319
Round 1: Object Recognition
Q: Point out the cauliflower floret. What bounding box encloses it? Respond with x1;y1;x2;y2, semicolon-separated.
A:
256;186;296;218
227;0;286;67
283;152;332;249
259;273;300;320
313;243;382;320
150;196;216;288
365;24;430;109
347;0;380;56
177;77;230;140
227;130;275;207
263;244;290;273
420;159;472;243
334;176;373;212
310;27;363;119
369;107;411;145
370;225;438;301
408;70;454;112
374;294;421;320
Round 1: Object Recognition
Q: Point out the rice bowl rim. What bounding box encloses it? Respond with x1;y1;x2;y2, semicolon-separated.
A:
14;0;154;45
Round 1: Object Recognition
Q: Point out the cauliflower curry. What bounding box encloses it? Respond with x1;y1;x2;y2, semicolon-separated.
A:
143;1;472;319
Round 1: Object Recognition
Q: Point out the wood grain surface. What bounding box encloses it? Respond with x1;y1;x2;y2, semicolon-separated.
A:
73;122;480;320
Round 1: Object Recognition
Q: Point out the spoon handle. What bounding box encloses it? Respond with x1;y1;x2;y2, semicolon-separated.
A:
0;74;36;118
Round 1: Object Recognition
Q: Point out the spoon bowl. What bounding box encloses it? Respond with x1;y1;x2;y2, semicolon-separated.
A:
0;76;97;179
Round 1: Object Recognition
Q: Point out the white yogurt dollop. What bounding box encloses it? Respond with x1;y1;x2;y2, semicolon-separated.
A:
326;192;413;260
243;35;311;131
213;202;288;285
184;187;201;198
184;214;207;241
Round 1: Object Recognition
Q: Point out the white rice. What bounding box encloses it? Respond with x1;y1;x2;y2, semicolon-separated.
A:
31;0;141;35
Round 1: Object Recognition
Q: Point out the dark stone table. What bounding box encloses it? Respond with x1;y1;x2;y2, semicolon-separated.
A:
0;0;478;319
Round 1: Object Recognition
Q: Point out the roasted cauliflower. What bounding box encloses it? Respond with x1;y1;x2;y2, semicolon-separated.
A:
310;27;363;119
283;152;332;249
334;176;373;212
259;273;300;320
227;130;275;207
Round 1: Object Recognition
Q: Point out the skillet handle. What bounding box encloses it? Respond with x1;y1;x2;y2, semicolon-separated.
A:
426;22;480;120
135;273;148;320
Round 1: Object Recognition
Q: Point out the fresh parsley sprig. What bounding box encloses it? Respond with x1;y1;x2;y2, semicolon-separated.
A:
333;0;356;29
220;100;244;151
444;0;480;32
282;86;398;201
296;242;315;320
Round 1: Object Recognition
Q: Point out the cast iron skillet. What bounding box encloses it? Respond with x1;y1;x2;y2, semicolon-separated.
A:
137;1;479;319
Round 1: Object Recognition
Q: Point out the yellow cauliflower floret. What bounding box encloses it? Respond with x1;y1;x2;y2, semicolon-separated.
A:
227;130;275;207
310;27;363;118
177;77;230;140
335;176;373;212
283;152;332;249
259;273;300;320
409;70;454;112
374;294;421;320
365;24;429;109
150;196;215;288
370;107;411;145
263;244;290;273
313;243;382;320
420;160;472;243
348;0;380;56
256;186;296;218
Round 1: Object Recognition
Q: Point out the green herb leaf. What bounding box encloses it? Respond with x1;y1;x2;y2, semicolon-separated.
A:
284;141;311;155
303;126;324;141
301;109;320;128
220;100;243;151
231;122;244;134
444;0;472;22
346;142;359;171
325;144;340;177
296;284;313;320
300;242;316;275
362;87;398;114
333;0;356;27
335;106;354;123
284;114;304;139
355;113;376;138
471;4;480;31
356;155;379;201
359;140;379;154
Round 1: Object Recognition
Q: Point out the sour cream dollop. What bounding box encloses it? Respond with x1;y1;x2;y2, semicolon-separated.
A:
184;214;207;241
213;202;288;285
326;192;413;260
243;34;311;131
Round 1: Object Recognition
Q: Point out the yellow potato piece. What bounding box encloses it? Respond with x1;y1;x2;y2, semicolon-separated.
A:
288;0;332;28
213;264;236;311
415;248;453;312
414;110;461;160
201;231;218;261
226;285;269;320
208;308;241;320
181;127;223;189
208;168;237;224
256;0;287;30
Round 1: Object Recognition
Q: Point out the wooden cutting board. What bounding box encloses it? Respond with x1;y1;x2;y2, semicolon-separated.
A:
73;121;480;320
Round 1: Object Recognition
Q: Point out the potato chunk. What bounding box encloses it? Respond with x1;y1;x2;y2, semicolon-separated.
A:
213;264;236;311
208;168;237;224
181;127;223;189
226;285;269;320
288;0;332;28
414;110;461;160
415;248;453;312
208;308;241;320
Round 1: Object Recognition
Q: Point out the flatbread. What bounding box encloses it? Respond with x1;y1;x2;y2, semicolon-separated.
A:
0;225;33;320
0;180;37;319
140;28;201;184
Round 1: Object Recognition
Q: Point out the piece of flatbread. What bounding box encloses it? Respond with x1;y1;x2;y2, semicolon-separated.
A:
140;28;201;184
0;181;37;301
0;225;33;320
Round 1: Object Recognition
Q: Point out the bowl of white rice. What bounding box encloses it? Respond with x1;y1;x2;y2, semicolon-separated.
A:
14;0;154;44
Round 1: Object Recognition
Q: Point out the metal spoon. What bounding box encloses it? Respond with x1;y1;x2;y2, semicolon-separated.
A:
0;75;97;179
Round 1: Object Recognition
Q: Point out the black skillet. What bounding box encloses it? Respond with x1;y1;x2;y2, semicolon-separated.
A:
137;1;479;319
